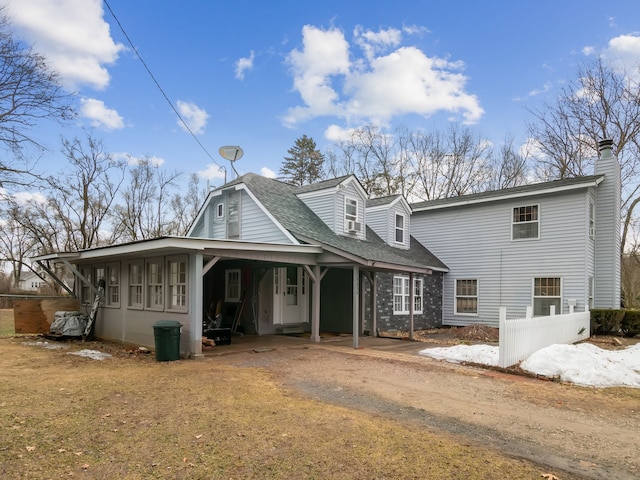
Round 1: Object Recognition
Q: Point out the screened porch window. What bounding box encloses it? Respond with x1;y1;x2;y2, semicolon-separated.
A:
146;259;164;310
128;262;143;308
167;257;187;311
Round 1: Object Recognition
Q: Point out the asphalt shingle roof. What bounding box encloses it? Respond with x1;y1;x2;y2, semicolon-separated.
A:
411;175;604;210
228;173;447;272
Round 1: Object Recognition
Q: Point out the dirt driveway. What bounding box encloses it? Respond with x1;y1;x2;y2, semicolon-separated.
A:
214;338;640;480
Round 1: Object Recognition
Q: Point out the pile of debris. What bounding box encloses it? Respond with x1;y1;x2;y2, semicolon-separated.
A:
453;325;499;343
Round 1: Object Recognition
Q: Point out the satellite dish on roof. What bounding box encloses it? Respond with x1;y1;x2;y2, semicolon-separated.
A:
219;145;243;180
219;146;243;162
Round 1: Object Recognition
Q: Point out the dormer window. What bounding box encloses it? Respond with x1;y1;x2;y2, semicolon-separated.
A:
344;197;361;233
395;213;405;243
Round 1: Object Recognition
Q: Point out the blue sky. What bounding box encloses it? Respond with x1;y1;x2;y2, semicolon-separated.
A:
4;0;640;189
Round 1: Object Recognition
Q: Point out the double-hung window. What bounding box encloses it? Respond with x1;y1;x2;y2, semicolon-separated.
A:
395;213;405;244
512;205;539;240
393;276;423;314
533;277;561;316
128;262;143;308
455;279;478;315
225;269;241;302
167;257;187;311
344;197;360;233
146;259;164;310
106;263;120;307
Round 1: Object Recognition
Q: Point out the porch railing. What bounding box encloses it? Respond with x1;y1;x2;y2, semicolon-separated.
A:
498;305;590;368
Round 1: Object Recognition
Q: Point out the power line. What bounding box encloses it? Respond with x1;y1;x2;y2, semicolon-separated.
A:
102;0;222;169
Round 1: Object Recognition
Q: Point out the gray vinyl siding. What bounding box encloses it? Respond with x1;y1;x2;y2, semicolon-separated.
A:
238;191;292;244
411;189;592;326
299;190;336;231
336;183;366;241
366;203;410;248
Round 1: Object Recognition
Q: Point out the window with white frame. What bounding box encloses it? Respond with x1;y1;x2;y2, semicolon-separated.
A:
128;262;143;308
344;197;359;232
533;277;561;316
512;205;539;240
455;279;478;315
393;276;423;314
106;263;120;307
395;213;405;243
216;203;224;218
167;257;187;311
146;259;164;309
589;201;595;238
79;266;92;304
225;269;241;302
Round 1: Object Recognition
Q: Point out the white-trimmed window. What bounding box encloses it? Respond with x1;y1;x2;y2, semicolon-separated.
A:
128;262;143;308
533;277;561;316
395;213;405;243
146;259;164;309
79;266;92;304
393;276;423;314
344;196;360;233
106;263;120;307
512;205;539;240
225;269;241;302
216;202;224;218
455;279;478;315
589;201;595;238
167;257;188;311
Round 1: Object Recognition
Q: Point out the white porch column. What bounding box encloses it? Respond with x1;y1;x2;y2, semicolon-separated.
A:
353;265;360;349
190;252;204;359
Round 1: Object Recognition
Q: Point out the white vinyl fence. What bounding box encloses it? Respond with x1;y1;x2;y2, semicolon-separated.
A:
498;306;591;368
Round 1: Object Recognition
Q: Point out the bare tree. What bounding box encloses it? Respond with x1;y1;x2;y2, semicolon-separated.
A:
0;199;38;287
527;57;640;253
491;135;530;190
45;134;126;250
113;158;181;241
408;124;493;201
0;9;73;188
169;173;207;236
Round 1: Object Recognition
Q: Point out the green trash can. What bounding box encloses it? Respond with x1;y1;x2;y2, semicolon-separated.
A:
153;320;182;361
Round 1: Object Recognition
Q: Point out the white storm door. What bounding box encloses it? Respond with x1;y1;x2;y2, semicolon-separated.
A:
273;267;308;324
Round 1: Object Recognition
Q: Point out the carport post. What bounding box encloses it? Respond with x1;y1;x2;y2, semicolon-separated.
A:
353;265;359;349
190;252;204;359
310;265;321;342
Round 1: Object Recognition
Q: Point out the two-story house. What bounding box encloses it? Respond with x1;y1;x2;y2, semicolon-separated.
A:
410;138;621;325
33;140;621;358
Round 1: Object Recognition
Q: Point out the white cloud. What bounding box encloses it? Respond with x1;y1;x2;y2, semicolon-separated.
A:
113;152;165;167
176;100;210;135
283;25;483;127
260;166;276;178
324;124;356;142
197;164;227;181
582;46;595;56
602;34;640;79
80;98;124;130
235;51;255;80
5;0;124;90
11;191;47;206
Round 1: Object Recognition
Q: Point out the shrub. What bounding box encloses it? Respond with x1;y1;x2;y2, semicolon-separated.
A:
590;309;625;335
621;310;640;337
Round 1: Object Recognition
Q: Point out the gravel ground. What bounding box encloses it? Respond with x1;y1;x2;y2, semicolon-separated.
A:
216;343;640;480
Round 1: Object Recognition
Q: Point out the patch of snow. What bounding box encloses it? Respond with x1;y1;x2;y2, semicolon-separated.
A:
22;341;68;350
419;342;640;388
420;344;499;366
68;349;112;361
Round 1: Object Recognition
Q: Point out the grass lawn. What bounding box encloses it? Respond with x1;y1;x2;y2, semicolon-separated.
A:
0;337;564;479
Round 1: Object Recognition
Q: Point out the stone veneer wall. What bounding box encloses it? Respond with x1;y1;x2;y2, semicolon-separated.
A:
363;271;443;334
